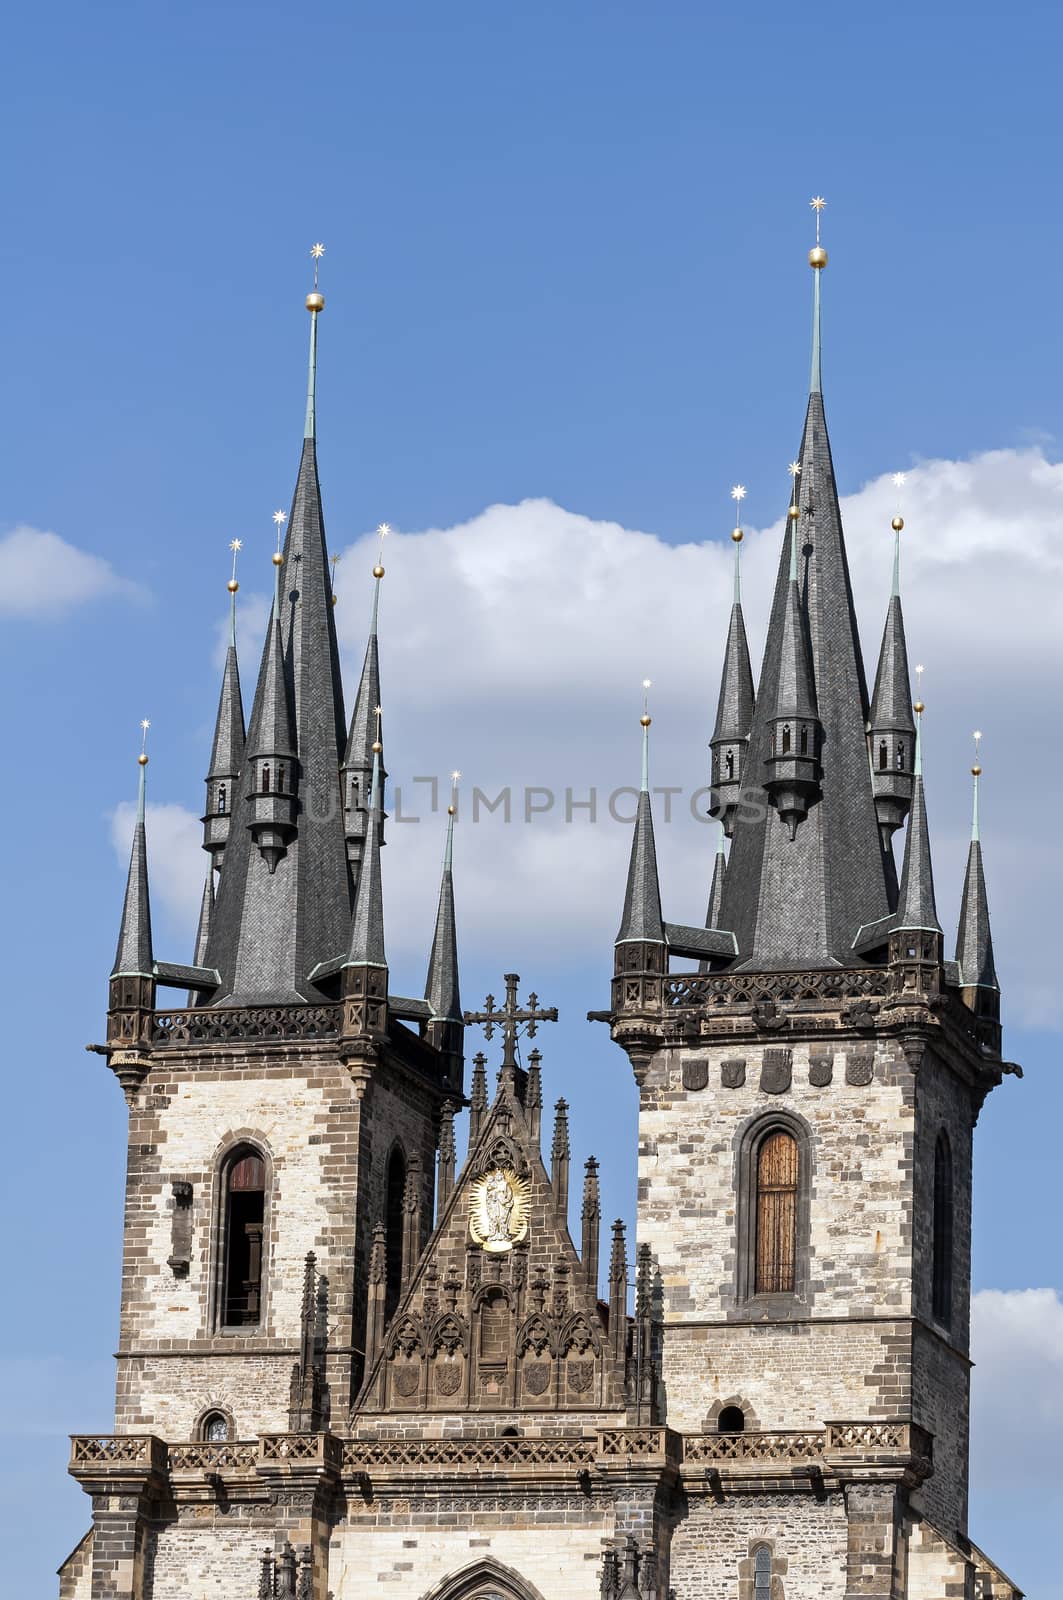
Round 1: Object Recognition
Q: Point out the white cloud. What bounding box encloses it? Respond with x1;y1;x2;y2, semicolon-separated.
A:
111;801;205;932
0;525;140;618
123;447;1063;1024
971;1287;1063;1489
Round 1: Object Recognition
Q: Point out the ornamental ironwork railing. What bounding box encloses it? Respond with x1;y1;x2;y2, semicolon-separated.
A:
664;968;890;1011
152;1005;341;1046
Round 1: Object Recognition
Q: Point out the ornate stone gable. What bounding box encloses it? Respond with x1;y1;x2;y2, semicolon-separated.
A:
355;1076;627;1417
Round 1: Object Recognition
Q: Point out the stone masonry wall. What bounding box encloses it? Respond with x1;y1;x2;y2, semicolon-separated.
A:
669;1492;849;1600
637;1037;916;1431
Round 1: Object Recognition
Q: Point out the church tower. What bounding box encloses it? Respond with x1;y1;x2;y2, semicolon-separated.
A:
64;222;1023;1600
607;208;1021;1597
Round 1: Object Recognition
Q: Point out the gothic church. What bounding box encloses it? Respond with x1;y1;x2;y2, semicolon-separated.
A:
61;232;1023;1599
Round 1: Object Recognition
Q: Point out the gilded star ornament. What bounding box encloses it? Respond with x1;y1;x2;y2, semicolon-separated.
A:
810;196;827;212
788;461;802;477
229;538;242;552
730;484;746;502
376;522;391;538
451;769;462;783
310;242;326;260
140;719;151;732
891;472;907;489
272;509;287;527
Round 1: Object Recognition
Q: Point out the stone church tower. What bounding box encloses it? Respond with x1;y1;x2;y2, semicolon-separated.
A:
62;232;1023;1599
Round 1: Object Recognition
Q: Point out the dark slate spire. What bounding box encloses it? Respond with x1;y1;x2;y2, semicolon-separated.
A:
956;758;998;991
202;550;247;867
868;512;916;844
112;742;153;979
205;276;351;1003
342;556;386;879
705;822;727;930
345;751;387;969
245;556;298;874
710;510;756;836
425;797;461;1021
193;869;214;969
895;719;940;935
616;710;665;945
719;232;891;968
763;497;822;839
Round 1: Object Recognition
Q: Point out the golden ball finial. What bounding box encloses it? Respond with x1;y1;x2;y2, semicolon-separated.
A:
306;291;325;313
138;752;149;767
331;594;338;607
447;803;456;816
809;245;828;269
971;763;982;777
891;515;904;532
913;700;925;715
731;526;744;543
372;739;383;754
640;713;652;728
788;504;800;520
272;551;284;567
373;564;385;579
227;578;240;594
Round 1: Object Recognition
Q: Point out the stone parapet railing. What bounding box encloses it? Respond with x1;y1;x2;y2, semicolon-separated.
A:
664;968;890;1013
152;1005;341;1047
70;1421;932;1492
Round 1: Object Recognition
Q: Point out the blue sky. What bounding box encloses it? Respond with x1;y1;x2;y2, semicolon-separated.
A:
2;2;1062;1595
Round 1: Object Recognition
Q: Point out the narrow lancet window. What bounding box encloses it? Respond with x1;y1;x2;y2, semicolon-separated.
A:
782;724;791;754
755;1130;798;1294
753;1545;772;1599
262;763;271;794
218;782;227;814
879;741;888;771
221;1148;266;1328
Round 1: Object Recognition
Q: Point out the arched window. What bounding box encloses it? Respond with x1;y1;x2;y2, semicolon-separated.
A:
198;1409;231;1442
799;725;809;755
717;1405;745;1434
261;763;271;794
897;743;906;771
384;1146;406;1323
878;740;888;771
753;1545;772;1599
781;724;791;754
277;763;286;794
755;1130;798;1294
932;1131;954;1327
725;749;735;779
218;782;227;815
219;1146;266;1328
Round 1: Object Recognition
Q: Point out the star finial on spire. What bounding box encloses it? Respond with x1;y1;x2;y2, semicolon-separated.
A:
810;195;826;242
139;718;151;765
310;241;325;290
730;484;746;503
788;461;801;477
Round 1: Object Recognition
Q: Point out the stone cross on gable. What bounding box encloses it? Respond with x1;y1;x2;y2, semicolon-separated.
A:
464;972;558;1071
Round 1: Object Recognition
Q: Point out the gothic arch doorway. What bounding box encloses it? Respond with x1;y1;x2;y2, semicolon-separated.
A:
420;1558;549;1600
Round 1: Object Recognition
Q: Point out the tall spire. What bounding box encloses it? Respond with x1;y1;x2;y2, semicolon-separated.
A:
112;724;154;979
345;751;387;969
895;710;941;935
719;203;891;968
193;869;214;969
616;691;664;945
956;737;998;993
205;248;351;1002
245;527;297;874
710;489;756;837
342;527;389;878
705;822;727;931
868;490;916;850
202;541;246;868
425;775;461;1021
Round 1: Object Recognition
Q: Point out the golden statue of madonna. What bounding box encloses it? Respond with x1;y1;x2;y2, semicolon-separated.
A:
469;1167;530;1253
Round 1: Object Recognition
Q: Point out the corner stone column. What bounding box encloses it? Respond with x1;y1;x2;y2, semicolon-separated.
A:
843;1482;903;1599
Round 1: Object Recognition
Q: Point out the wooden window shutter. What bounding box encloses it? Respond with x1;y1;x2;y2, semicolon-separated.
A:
755;1130;798;1294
